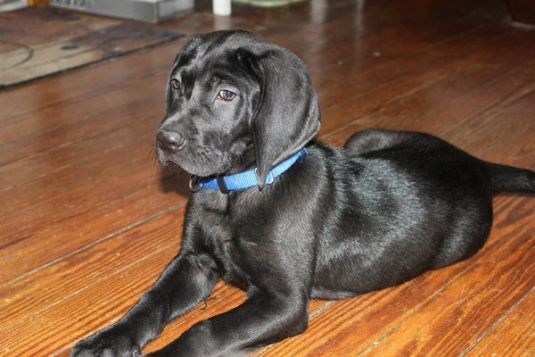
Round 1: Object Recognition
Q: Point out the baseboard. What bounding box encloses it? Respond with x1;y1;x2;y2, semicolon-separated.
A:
50;0;193;23
0;0;26;12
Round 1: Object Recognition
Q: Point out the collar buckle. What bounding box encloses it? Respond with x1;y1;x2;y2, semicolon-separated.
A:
216;176;230;194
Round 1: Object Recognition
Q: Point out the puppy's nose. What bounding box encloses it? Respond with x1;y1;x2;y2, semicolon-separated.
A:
157;130;186;152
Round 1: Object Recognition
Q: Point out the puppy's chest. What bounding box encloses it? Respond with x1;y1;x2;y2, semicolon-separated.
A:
198;197;258;288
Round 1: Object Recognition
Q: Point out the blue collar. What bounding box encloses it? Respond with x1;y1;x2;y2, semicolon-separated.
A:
189;148;307;193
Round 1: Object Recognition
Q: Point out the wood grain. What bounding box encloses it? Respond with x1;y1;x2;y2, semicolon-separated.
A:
0;0;533;356
464;288;535;357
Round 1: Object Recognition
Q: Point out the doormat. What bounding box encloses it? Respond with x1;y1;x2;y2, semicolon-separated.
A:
0;7;182;87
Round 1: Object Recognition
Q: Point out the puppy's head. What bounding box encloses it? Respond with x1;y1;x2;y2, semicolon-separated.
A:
157;30;320;188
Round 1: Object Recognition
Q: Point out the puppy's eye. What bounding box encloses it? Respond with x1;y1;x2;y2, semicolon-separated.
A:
170;79;181;90
217;89;237;102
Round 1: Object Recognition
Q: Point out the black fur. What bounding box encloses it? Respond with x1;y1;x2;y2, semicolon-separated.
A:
72;30;535;357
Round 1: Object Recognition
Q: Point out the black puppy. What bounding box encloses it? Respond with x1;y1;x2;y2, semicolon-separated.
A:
73;30;535;357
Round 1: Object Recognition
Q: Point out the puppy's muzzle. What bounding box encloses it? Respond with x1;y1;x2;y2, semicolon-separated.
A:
157;130;186;153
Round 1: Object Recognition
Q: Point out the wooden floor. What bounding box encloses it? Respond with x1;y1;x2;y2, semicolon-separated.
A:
1;0;534;355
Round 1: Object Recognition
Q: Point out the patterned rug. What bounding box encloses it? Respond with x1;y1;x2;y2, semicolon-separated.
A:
0;7;182;87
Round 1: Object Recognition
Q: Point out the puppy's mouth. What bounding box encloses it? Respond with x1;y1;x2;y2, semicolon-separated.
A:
157;147;235;178
157;147;172;166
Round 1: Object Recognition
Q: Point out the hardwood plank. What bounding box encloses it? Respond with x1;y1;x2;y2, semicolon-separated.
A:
0;177;186;284
0;71;168;160
0;209;182;356
319;28;535;135
0;40;178;127
0;207;184;330
0;106;163;220
324;63;535;160
463;288;535;356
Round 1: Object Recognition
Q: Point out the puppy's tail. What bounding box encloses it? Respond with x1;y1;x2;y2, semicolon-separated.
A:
486;162;535;194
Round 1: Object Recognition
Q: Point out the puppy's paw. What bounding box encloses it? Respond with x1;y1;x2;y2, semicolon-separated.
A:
71;327;141;357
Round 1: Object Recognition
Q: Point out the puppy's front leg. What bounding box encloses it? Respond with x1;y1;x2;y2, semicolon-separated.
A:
147;288;308;357
72;252;219;357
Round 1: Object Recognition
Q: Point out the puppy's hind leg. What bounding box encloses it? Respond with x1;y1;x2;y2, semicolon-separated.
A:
344;128;410;155
431;202;493;269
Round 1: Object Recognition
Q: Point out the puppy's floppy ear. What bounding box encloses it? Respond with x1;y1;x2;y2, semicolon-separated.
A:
250;46;321;189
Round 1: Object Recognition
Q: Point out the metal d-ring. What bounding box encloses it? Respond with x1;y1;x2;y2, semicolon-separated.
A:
189;176;202;192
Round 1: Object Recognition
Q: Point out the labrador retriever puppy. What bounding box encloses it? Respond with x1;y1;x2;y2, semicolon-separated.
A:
73;30;535;357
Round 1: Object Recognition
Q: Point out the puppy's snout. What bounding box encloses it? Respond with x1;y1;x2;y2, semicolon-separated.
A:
158;130;186;152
